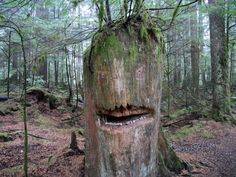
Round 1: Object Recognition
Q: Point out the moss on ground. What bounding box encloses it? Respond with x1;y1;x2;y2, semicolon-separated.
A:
73;127;84;136
169;108;190;119
0;132;10;142
164;121;215;142
27;87;61;109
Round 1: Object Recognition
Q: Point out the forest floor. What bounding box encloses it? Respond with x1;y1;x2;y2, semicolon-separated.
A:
0;94;85;177
0;96;236;177
164;118;236;177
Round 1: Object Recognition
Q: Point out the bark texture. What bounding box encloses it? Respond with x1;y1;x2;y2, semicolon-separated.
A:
190;3;199;98
209;0;232;120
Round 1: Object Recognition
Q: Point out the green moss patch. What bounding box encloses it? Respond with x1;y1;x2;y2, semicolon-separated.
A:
165;122;214;141
0;132;12;142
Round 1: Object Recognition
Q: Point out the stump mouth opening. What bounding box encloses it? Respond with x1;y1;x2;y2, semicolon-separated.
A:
96;105;154;128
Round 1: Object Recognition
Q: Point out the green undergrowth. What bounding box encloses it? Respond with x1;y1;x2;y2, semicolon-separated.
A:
0;132;10;141
169;108;191;119
164;121;214;143
231;96;236;104
73;127;84;136
174;123;202;138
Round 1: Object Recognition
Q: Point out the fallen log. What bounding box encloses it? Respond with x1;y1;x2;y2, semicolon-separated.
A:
162;113;202;127
0;96;14;101
162;118;187;127
10;131;49;140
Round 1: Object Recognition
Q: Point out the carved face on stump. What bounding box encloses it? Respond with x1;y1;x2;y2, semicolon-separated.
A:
84;28;163;177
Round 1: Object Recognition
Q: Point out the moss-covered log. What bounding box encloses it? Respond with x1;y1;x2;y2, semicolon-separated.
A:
26;87;59;109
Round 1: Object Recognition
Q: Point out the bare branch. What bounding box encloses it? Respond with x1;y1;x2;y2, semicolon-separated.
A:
146;0;199;11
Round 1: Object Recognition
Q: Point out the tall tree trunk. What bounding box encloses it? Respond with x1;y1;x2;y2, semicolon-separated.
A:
190;2;199;98
48;61;50;88
7;31;11;98
14;26;29;177
198;0;205;86
167;54;171;117
18;52;22;92
183;50;188;108
21;36;28;177
73;45;79;107
166;33;172;117
12;44;18;83
105;0;111;22
54;55;59;87
61;56;64;83
209;0;233;121
38;56;48;82
36;0;49;83
173;31;178;85
230;44;235;91
65;47;72;105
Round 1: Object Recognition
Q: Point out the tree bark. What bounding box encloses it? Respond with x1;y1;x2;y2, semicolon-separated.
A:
38;56;48;82
7;31;11;98
105;0;111;22
36;0;49;83
209;0;233;121
198;0;205;86
12;44;18;83
65;47;72;104
54;56;59;87
190;2;199;98
47;61;50;88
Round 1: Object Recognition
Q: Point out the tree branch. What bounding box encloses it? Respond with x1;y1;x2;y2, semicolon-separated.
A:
146;0;199;11
229;23;236;31
105;0;111;22
162;0;183;31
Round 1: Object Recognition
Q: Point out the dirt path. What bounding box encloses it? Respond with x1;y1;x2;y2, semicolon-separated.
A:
172;121;236;177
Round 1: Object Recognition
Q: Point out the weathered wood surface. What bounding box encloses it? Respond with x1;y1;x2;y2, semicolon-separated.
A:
85;30;162;112
84;19;164;177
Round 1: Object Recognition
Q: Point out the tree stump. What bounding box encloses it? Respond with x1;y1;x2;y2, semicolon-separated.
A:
70;131;78;151
83;15;182;177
